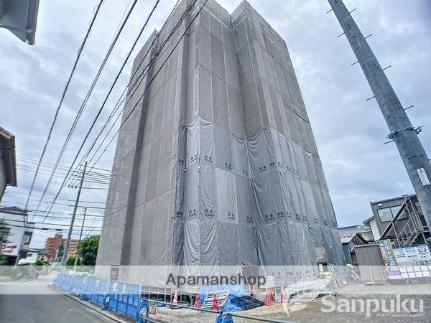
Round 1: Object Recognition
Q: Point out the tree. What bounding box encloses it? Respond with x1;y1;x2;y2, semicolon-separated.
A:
0;219;10;243
0;220;11;265
34;258;45;267
65;256;80;266
77;235;100;265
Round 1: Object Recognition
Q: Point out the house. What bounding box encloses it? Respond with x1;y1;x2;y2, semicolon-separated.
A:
338;225;369;264
370;194;429;248
0;206;34;265
0;128;17;201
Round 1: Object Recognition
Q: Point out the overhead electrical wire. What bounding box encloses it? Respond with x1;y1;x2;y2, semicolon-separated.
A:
3;218;101;229
69;0;183;187
1;223;102;233
39;0;207;224
68;0;163;188
24;0;106;211
38;0;163;221
18;155;112;173
91;0;209;169
34;0;140;212
78;0;198;175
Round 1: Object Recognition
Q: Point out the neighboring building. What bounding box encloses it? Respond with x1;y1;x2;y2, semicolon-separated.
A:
97;0;344;274
44;233;78;262
44;234;63;262
0;0;40;45
338;194;431;264
0;206;34;265
370;194;430;248
0;128;17;201
338;225;369;265
362;216;381;242
17;247;44;265
68;239;78;258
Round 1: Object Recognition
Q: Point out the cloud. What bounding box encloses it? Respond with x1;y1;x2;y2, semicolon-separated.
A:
1;0;430;248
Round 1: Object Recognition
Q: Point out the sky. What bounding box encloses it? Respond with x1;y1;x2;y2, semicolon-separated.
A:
0;0;430;248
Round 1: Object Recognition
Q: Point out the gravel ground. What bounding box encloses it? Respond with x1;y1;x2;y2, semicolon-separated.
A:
148;284;431;323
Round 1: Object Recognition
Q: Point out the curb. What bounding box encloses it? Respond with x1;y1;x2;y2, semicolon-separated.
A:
51;285;127;323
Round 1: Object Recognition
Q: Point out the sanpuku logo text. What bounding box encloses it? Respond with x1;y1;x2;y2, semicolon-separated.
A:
321;295;424;318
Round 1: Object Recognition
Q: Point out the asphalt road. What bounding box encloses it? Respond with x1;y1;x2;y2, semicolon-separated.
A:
0;277;116;323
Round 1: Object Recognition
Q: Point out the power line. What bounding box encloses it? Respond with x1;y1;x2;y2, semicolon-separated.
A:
18;155;112;173
85;0;199;171
69;0;163;187
1;223;102;233
34;0;140;212
24;0;106;212
39;0;163;219
70;0;183;186
92;0;208;169
2;218;101;228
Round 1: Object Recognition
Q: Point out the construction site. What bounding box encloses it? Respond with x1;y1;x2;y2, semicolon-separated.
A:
1;0;431;322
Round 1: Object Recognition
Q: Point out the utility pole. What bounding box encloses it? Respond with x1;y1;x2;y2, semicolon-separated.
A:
62;161;87;266
328;0;431;229
74;206;87;270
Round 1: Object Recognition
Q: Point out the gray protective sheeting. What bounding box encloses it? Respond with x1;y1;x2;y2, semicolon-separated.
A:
178;117;344;266
96;0;345;276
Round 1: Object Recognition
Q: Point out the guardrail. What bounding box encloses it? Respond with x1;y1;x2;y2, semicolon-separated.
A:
53;272;293;323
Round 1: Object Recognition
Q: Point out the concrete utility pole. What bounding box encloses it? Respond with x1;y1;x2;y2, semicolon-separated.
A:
74;207;87;270
62;161;87;266
328;0;431;229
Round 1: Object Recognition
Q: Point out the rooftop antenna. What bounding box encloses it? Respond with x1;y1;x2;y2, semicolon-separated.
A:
328;0;431;230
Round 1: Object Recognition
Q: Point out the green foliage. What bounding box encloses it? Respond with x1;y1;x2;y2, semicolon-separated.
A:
0;220;11;265
0;254;7;265
34;259;45;267
65;257;81;266
77;235;100;265
0;219;10;244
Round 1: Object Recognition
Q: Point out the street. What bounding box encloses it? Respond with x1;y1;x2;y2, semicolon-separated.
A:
0;275;116;323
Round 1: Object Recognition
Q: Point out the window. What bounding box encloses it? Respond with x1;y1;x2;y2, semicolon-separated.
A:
391;206;407;220
378;208;393;222
377;205;408;222
23;232;32;245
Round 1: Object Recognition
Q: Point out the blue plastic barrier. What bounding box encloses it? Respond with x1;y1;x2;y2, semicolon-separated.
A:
216;314;234;323
52;273;64;288
71;274;87;296
80;275;95;300
62;274;74;292
83;276;109;306
107;280;142;319
125;283;141;318
53;274;241;323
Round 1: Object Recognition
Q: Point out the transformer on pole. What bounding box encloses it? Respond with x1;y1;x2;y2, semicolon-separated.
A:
328;0;431;229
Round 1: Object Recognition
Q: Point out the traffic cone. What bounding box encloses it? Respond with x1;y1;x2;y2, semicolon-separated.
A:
264;288;275;306
194;294;201;309
172;290;178;305
212;294;219;312
281;288;288;304
332;277;340;289
281;287;290;317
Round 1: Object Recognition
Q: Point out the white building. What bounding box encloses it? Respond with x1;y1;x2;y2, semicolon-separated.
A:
0;206;34;265
0;127;17;200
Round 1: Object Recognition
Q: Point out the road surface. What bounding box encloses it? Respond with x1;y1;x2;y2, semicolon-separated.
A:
0;275;116;323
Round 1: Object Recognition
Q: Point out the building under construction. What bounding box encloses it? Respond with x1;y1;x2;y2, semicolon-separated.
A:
96;0;344;271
